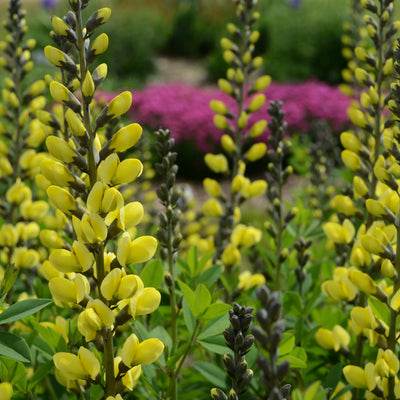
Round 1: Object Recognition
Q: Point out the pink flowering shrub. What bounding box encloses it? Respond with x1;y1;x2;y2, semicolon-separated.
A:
101;81;351;153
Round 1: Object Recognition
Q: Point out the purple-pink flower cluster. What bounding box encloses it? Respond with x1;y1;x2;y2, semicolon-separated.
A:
101;81;351;153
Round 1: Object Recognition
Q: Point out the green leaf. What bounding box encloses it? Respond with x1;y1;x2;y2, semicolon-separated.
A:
178;280;195;311
88;384;104;400
0;298;52;325
176;257;191;275
280;347;307;368
187;246;199;275
193;284;211;317
369;297;390;324
322;363;343;392
31;321;67;352
330;385;352;400
150;326;173;351
193;361;228;389
202;303;231;320
283;292;303;316
28;360;54;390
134;320;151;340
279;333;295;356
198;314;229;340
0;332;31;363
182;299;196;333
198;263;222;284
199;336;227;355
140;259;164;288
0;357;27;392
196;253;214;275
304;381;321;400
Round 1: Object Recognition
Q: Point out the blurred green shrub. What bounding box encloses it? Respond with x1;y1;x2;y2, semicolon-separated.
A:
257;0;349;83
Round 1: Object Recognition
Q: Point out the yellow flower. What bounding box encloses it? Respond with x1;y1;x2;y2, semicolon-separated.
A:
134;287;161;316
330;195;358;216
100;269;144;301
343;363;379;391
49;274;90;307
340;131;362;153
247;93;266;112
53;347;100;381
121;333;164;367
323;219;355;244
238;270;266;290
221;244;241;266
203;178;222;197
73;214;108;243
350;306;378;330
245;143;267;162
202;198;223;217
342;150;361;171
90;33;109;55
220;134;236;152
116;232;157;267
204;153;229;174
98;153;143;185
109;123;142;152
376;349;399;377
250;120;267;138
49;241;93;273
348;269;377;295
0;382;12;400
47;185;77;215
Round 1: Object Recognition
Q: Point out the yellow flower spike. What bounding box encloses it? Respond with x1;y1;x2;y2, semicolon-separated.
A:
343;366;369;389
203;198;223;217
114;159;143;185
51;16;71;36
78;309;102;341
240;226;262;248
47;186;77;215
323;219;355;244
246;143;267;162
101;187;124;213
100;268;122;300
360;234;384;255
214;114;229;131
44;46;69;68
82;72;95;99
250;120;267;138
253;75;271;92
354;46;368;61
218;78;233;95
204;153;229;173
135;287;162;316
39;229;64;249
210;100;229;115
107;91;132;118
116;274;142;299
90;299;115;328
353;176;369;199
332;325;350;350
50;81;81;111
348;108;367;128
90;33;109;55
244;179;267;198
49;249;81;273
107;394;125;400
247;93;266;113
221;243;241;266
390;288;400;311
65;109;86;136
237;111;248;129
315;328;336;350
78;347;101;380
350;306;378;330
348;269;377;295
350;243;371;267
6;179;32;204
330;195;358;216
340;131;362;153
341;150;361;171
79;213;108;243
232;174;249;193
117;233;157;266
121;365;142;391
0;224;19;246
366;199;387;218
381;259;396;278
53;352;88;381
49;275;90;307
383;58;393;76
369;86;379;105
87;181;107;213
40;159;74;187
72;241;94;272
0;383;13;400
203;178;222;197
109;123;142;152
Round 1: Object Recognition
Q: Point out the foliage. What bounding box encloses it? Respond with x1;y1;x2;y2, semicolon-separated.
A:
1;0;400;400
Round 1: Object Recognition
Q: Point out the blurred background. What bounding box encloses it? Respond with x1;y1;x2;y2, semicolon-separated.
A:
0;0;356;89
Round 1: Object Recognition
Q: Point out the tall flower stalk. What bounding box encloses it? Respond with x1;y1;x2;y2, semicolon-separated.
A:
39;1;164;397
